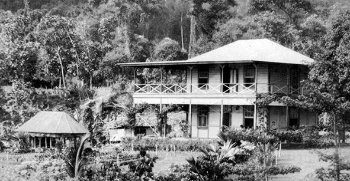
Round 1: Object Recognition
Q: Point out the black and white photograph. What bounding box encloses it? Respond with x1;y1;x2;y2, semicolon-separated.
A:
0;0;350;180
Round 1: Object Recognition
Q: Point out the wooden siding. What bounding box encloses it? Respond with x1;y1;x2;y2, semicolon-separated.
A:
257;64;269;93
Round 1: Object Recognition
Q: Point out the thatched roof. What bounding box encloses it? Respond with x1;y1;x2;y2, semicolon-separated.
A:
16;111;88;135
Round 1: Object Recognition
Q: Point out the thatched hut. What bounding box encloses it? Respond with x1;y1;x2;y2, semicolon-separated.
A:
16;111;88;148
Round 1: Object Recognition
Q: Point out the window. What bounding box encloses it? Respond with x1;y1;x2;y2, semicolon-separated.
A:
198;67;209;89
244;65;255;87
244;106;254;128
198;106;209;127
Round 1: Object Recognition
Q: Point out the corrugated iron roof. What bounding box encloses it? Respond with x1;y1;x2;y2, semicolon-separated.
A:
119;39;314;67
16;111;88;134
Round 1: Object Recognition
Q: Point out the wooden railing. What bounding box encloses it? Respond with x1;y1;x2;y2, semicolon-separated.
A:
134;83;307;95
134;83;256;95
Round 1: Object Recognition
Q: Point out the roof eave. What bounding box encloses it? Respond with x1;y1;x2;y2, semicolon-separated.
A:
118;60;312;68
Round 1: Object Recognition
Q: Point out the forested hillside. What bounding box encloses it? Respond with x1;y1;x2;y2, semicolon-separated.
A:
0;0;349;88
1;0;350;132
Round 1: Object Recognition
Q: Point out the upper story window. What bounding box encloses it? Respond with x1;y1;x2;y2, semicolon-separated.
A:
244;65;255;87
198;106;209;128
198;67;209;89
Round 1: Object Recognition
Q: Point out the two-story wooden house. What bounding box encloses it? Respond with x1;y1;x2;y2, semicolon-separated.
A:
120;39;317;138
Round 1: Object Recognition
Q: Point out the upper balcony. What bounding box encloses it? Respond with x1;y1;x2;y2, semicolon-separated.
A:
131;82;307;105
133;83;306;95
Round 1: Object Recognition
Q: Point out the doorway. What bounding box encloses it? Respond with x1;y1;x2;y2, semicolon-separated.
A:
223;112;231;127
222;66;231;93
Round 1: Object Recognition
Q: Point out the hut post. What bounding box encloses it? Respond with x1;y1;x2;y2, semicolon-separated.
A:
34;137;36;148
44;137;47;148
50;137;52;148
39;137;42;148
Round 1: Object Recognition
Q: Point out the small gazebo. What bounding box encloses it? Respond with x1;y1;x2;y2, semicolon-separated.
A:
16;111;89;148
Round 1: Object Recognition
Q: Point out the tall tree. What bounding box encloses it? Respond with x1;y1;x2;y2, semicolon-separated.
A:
191;0;237;38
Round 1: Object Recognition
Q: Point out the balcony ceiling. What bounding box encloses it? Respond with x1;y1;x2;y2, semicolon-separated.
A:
119;38;314;67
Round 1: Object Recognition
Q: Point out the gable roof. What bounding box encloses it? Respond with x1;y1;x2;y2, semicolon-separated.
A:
16;111;88;134
119;39;314;67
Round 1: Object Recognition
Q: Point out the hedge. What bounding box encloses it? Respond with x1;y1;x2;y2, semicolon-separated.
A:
121;137;218;152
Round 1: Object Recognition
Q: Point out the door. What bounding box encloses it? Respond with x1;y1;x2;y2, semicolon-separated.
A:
290;66;300;94
222;66;231;93
223;112;231;128
289;107;299;129
269;107;287;130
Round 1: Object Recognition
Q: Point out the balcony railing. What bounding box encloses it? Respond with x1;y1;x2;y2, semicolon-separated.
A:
134;83;308;95
134;83;256;95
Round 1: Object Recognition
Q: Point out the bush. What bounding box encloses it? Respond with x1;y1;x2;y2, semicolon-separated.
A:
219;129;279;146
0;141;4;152
269;130;303;143
121;137;218;152
14;134;32;153
16;154;69;181
155;164;199;181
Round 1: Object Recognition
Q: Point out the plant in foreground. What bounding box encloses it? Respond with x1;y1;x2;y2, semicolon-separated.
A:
315;151;350;181
186;140;239;181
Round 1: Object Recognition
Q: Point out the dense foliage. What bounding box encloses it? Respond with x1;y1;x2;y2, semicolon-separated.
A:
121;137;217;152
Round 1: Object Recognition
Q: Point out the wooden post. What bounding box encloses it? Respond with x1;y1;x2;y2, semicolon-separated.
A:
189;100;192;138
286;106;289;128
34;137;36;148
220;65;224;93
117;154;120;166
254;103;257;129
189;66;193;93
220;101;224;131
50;137;52;148
44;137;47;148
39;137;42;148
253;63;258;93
287;65;290;94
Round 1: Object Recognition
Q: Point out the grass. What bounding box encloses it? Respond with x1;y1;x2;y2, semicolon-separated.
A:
1;147;350;180
151;147;350;181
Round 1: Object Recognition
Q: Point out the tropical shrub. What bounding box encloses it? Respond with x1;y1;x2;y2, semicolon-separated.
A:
128;149;158;180
219;129;279;146
299;126;334;148
155;164;199;181
121;137;218;152
13;133;32;153
186;141;241;181
15;151;70;181
231;142;301;180
315;151;350;181
269;130;303;143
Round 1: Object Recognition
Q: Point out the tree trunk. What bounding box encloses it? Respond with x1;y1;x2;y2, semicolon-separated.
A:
23;0;29;9
124;25;131;57
57;47;66;89
180;12;185;51
90;75;93;89
188;15;196;59
333;114;340;181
